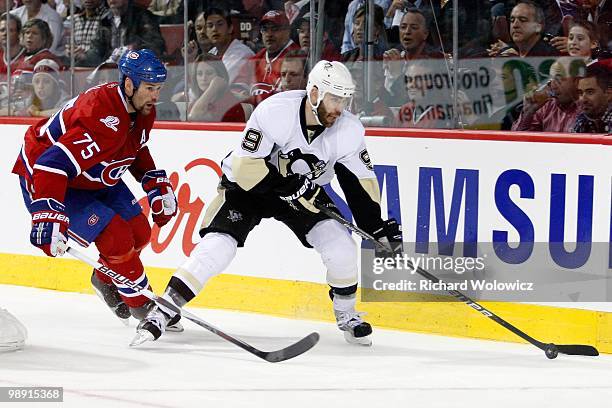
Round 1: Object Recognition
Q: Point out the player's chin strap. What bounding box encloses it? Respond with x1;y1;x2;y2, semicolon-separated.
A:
121;81;138;112
307;92;324;127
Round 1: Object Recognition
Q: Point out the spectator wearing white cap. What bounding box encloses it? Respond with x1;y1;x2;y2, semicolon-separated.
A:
29;58;68;117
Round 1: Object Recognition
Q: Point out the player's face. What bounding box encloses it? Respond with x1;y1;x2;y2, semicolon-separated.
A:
195;61;217;91
206;14;231;47
33;73;57;101
568;26;596;57
317;93;349;128
22;26;44;52
132;81;163;115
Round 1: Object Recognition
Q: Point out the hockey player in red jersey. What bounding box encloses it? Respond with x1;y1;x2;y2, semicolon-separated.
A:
12;49;180;328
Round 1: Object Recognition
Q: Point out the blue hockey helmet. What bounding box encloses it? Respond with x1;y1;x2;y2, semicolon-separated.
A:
118;49;167;89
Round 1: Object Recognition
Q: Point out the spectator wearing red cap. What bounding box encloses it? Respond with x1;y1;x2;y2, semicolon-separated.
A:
29;58;68;117
233;9;300;97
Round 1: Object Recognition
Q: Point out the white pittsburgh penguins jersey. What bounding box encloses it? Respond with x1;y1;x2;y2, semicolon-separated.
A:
222;90;375;189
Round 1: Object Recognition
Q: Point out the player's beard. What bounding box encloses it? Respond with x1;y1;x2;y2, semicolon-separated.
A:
317;102;340;128
135;99;154;116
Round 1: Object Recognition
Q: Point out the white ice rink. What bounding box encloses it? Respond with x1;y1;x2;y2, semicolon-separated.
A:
1;284;611;408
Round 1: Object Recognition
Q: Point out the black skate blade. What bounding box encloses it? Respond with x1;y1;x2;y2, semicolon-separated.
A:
556;344;599;356
257;332;320;363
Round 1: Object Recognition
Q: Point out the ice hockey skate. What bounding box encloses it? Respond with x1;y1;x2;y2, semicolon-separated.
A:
129;304;183;347
333;293;372;346
335;309;372;346
91;272;131;325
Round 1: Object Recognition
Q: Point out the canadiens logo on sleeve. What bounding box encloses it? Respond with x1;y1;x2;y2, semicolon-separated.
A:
100;116;120;132
88;214;100;226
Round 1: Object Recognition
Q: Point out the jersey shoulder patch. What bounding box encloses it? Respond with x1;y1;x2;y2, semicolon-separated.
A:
241;128;263;153
359;149;374;170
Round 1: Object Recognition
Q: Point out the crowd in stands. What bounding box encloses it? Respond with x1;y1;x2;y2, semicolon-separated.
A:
0;0;608;133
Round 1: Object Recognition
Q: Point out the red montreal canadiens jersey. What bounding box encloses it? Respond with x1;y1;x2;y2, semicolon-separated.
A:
12;82;156;198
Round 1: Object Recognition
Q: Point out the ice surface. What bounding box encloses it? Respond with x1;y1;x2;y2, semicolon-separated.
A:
0;284;610;408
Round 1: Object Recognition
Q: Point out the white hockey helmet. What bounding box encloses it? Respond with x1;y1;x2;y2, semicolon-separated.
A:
306;60;355;108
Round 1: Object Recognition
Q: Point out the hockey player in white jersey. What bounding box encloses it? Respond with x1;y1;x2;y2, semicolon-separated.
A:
131;60;402;347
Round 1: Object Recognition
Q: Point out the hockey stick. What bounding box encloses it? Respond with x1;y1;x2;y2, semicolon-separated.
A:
317;205;599;359
66;246;319;363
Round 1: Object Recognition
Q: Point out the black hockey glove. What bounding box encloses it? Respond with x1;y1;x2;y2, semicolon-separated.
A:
277;174;332;214
372;219;403;258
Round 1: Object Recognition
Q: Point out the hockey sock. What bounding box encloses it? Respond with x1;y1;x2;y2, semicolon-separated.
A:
95;215;151;308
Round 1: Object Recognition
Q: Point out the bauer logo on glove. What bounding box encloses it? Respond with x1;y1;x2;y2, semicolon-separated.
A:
29;198;69;257
142;169;178;227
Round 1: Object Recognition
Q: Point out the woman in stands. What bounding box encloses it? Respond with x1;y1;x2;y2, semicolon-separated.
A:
173;54;247;122
14;19;64;71
28;59;68;117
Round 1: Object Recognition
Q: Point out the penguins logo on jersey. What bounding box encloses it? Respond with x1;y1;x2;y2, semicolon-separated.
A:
278;149;327;180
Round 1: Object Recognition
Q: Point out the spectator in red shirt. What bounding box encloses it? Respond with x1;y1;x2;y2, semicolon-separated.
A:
14;19;64;71
234;10;300;97
0;13;25;78
512;59;581;132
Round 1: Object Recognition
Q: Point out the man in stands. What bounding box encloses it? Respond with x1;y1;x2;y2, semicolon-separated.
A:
573;62;611;133
382;8;444;106
234;10;300;96
488;1;559;58
205;7;254;83
512;60;581;132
